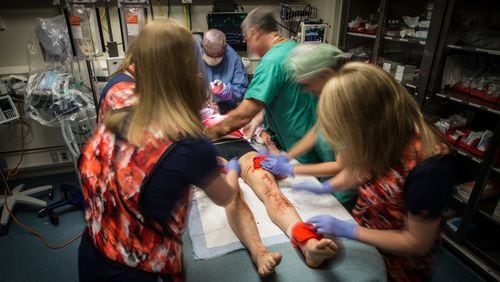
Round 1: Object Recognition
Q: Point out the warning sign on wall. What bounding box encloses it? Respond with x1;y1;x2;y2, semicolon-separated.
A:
126;14;139;36
70;15;83;39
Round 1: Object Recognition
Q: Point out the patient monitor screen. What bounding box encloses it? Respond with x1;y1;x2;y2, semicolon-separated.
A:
207;13;247;51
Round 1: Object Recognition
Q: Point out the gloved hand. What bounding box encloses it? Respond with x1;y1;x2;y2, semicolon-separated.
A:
226;157;241;175
210;80;233;101
256;149;270;157
292;180;335;194
307;215;358;240
260;154;293;177
209;79;224;94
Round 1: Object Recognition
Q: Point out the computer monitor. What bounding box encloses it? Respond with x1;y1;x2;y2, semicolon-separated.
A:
300;23;328;44
207;12;247;51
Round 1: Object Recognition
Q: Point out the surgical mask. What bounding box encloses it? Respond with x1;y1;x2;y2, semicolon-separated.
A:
203;53;223;66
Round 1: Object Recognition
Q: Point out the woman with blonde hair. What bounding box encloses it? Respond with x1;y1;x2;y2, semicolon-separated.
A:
78;19;241;282
305;62;457;281
258;43;359;211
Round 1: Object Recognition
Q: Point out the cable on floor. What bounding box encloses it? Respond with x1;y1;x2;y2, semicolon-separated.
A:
2;102;82;248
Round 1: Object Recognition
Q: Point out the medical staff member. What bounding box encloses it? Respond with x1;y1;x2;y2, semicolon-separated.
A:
78;20;240;282
199;29;248;114
206;7;324;164
305;63;457;281
260;43;358;211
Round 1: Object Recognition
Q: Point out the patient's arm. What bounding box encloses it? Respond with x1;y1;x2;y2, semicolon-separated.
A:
238;151;338;267
260;131;280;155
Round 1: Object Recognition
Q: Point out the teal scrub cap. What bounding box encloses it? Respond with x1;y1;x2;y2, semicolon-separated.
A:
288;44;347;81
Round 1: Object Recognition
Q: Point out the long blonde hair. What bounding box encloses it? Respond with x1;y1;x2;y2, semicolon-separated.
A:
318;62;442;175
105;19;205;146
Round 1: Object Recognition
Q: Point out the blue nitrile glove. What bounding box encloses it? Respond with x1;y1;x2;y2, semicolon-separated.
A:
275;154;289;164
226;157;241;175
292;180;335;194
256;149;270;157
307;215;358;240
260;154;293;177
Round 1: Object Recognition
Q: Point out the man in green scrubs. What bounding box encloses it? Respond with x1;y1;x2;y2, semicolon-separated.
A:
206;7;326;164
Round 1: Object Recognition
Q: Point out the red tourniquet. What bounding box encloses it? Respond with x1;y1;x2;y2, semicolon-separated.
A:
290;222;323;248
253;155;286;180
253;155;267;169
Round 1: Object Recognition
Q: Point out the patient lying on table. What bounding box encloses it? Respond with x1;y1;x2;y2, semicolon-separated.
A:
202;107;338;277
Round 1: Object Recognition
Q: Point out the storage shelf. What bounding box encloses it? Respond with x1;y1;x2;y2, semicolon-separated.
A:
384;36;426;45
443;222;459;238
463;226;500;278
453;193;468;205
453;146;483;164
448;44;500;56
347;32;376;39
478;209;500;226
455;148;500;171
341;0;499;276
435;89;500;115
450;139;500;174
442;233;500;281
446;130;500;174
452;194;500;225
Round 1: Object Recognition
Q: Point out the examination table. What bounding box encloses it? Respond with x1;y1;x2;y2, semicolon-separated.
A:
182;177;387;282
183;232;387;282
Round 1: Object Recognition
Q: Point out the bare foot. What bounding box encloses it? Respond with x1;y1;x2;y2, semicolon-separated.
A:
302;238;338;267
251;250;282;277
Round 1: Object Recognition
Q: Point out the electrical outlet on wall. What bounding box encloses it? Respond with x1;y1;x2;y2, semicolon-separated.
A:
106;57;124;76
60;151;69;162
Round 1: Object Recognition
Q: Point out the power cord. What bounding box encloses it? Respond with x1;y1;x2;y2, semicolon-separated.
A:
100;9;109;34
2;186;82;249
1;103;82;248
6;102;25;179
156;0;164;17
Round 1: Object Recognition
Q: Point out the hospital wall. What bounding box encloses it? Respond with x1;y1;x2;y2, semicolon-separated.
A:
0;0;341;178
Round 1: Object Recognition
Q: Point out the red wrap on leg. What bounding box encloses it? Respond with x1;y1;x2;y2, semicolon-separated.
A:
253;155;286;180
290;222;323;249
253;155;267;169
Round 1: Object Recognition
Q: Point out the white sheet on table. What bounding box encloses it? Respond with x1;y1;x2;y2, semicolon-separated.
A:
188;174;355;259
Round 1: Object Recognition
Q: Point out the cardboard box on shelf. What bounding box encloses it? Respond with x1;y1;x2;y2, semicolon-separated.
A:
382;62;397;76
395;65;416;83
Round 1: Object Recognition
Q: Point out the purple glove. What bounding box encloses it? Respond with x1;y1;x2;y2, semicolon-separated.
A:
292;180;335;194
307;215;358;240
256;149;270;157
211;80;233;101
260;154;293;177
226;158;240;175
210;80;224;94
